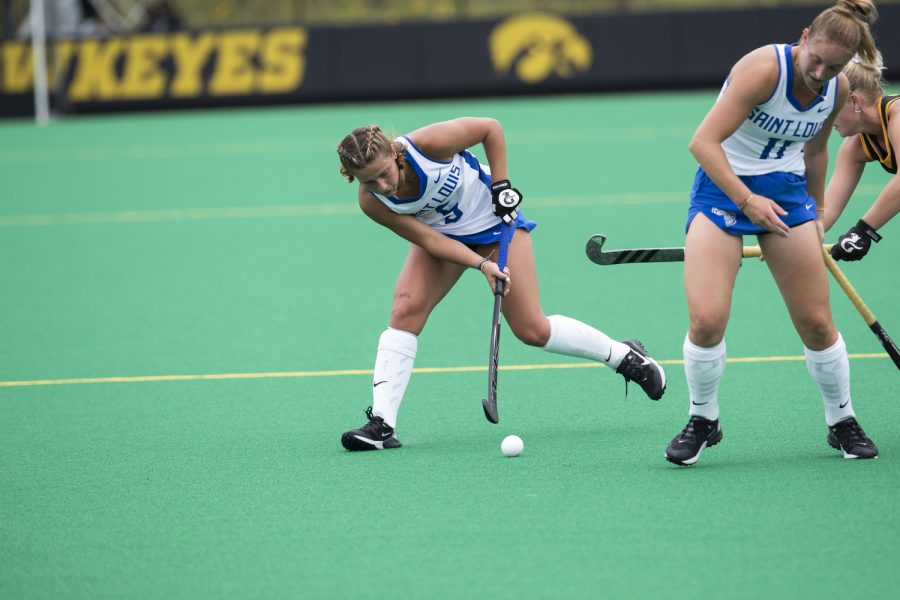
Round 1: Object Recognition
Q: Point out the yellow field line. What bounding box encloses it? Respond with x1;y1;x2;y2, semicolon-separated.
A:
0;353;888;388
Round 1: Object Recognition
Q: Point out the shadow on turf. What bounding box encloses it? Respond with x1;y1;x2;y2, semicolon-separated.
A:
333;427;880;472
656;449;880;471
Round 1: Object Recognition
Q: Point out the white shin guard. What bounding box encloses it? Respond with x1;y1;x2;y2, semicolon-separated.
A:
371;328;417;429
683;335;725;421
805;334;853;426
541;314;629;367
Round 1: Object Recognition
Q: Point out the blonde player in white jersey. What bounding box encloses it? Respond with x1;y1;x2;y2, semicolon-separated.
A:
336;118;666;451
665;0;882;466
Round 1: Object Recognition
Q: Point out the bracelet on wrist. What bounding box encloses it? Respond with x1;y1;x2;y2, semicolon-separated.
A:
738;194;754;211
475;257;490;272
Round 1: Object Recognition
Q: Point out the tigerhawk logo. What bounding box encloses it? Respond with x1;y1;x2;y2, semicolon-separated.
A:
488;13;593;84
841;233;863;249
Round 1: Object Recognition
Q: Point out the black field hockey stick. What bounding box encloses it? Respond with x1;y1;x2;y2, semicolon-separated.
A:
821;250;900;370
586;233;899;370
482;223;515;424
585;233;790;264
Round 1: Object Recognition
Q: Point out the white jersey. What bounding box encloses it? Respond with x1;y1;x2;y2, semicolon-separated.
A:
370;136;499;236
720;44;838;176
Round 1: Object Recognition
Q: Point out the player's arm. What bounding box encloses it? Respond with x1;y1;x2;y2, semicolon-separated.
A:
358;188;478;266
822;135;867;231
406;117;509;180
358;189;510;289
829;104;900;261
804;73;848;218
407;117;521;225
688;47;789;235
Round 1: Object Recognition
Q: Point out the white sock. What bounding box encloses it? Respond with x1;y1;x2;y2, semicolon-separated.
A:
371;328;417;429
541;314;629;367
805;334;853;426
684;335;725;421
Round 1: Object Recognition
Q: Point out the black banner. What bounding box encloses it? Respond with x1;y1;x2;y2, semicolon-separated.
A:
2;6;898;117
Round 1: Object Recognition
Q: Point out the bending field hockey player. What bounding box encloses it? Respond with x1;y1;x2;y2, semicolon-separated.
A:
335;118;666;451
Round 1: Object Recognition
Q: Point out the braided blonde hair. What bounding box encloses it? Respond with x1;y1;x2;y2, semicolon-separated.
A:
336;126;405;183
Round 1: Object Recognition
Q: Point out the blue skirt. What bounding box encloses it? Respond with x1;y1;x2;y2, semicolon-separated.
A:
446;211;537;247
686;167;817;235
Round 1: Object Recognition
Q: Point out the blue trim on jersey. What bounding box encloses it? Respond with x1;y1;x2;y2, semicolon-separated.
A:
377;136;452;206
686;167;817;235
372;151;427;206
403;137;453;164
444;211;537;246
459;150;493;189
403;151;428;201
760;45;780;105
785;44;828;112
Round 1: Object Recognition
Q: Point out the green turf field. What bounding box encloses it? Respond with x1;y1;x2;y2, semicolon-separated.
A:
1;92;897;598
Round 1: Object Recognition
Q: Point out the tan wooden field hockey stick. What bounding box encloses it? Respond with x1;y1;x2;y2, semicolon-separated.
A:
820;248;900;370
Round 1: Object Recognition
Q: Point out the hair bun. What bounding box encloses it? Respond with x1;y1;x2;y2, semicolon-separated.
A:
839;0;879;25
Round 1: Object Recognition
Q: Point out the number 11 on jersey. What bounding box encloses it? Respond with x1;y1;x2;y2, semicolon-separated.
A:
759;137;794;160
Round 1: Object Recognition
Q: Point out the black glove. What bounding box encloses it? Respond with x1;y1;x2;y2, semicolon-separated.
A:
831;219;882;261
490;179;523;225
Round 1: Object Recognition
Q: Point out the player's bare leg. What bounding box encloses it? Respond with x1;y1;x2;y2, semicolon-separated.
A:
341;245;466;451
667;214;741;465
684;213;743;348
495;230;666;400
758;221;835;349
759;221;876;458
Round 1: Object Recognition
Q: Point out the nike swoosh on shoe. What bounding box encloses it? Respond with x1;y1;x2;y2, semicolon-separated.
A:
354;435;384;449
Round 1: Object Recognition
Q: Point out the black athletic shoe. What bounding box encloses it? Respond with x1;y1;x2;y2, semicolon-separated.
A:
615;339;667;400
665;416;723;466
827;417;878;459
341;406;402;451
